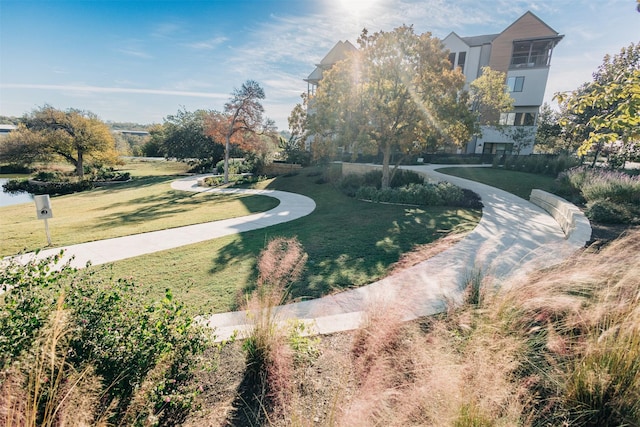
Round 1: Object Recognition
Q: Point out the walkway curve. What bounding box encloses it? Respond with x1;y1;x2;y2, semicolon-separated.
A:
9;175;315;269
201;165;591;341
8;167;591;342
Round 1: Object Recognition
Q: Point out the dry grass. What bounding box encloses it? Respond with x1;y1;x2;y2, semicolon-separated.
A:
0;296;105;427
229;237;309;425
325;229;640;426
186;229;640;427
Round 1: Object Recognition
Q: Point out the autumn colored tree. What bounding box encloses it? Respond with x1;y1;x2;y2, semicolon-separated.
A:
0;124;50;167
205;80;275;183
307;26;476;188
158;108;223;171
469;66;514;125
21;105;117;178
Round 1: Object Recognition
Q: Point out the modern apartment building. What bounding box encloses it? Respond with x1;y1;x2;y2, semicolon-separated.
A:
304;40;357;99
305;11;563;156
442;11;563;155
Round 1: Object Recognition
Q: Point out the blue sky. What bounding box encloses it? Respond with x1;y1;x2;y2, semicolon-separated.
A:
0;0;638;131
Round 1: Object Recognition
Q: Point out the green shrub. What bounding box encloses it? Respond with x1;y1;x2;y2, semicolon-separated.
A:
33;170;67;182
355;182;482;208
215;157;260;175
340;169;424;196
87;166;130;182
585;200;635;224
0;251;76;368
560;167;640;224
0;163;31;174
2;178;94;195
390;169;424;187
498;154;581;176
0;254;208;425
339;173;366;196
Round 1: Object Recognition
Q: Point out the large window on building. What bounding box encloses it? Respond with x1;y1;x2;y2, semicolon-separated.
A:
510;39;556;68
448;52;456;70
499;112;536;126
448;52;467;72
483;142;514;155
507;76;524;92
457;51;466;72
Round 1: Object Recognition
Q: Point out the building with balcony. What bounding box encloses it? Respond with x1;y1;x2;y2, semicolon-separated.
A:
305;11;563;156
442;11;563;155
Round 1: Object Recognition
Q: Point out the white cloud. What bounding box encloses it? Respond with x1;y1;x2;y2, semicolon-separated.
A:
184;36;228;50
116;47;153;59
0;84;229;99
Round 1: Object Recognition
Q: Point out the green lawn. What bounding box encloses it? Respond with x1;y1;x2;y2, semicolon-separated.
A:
92;166;481;315
0;164;279;257
436;166;559;199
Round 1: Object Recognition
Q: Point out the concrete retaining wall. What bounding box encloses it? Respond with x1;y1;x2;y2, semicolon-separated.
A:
264;163;302;175
340;162;381;176
530;189;592;246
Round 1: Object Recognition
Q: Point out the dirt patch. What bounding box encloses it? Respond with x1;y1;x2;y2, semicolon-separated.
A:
184;332;357;426
587;223;638;250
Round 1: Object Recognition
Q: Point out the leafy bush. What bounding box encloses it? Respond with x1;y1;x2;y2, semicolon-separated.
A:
0;163;31;174
86;166;130;182
339;169;424;196
2;178;94;195
215;157;261;175
391;169;424;187
338;173;366;196
497;154;581;176
585;199;636;224
33;170;67;182
201;174;265;187
560;166;640;204
0;254;208;425
355;182;482;208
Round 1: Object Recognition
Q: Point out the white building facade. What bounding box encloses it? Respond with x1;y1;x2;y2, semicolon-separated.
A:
442;11;563;155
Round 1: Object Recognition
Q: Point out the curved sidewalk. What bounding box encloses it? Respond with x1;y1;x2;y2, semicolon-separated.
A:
200;165;592;341
9;176;316;269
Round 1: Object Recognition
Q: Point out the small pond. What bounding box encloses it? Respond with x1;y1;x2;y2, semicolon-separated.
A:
0;178;34;207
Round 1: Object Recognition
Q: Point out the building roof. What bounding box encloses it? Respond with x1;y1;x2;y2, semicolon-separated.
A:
461;33;500;46
502;10;561;37
304;66;324;83
454;11;561;47
318;40;357;66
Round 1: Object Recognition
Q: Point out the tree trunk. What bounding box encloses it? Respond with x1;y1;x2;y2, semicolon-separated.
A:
381;143;391;189
224;134;230;184
76;150;84;179
591;147;601;168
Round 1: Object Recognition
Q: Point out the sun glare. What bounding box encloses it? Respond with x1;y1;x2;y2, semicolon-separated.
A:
336;0;380;19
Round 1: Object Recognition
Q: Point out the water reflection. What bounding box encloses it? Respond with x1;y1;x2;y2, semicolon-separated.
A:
0;178;33;207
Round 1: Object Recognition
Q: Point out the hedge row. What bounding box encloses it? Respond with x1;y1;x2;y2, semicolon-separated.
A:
355;182;483;209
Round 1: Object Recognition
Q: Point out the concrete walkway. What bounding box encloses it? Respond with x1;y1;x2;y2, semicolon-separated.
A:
200;165;591;340
8;166;591;342
10;176;316;269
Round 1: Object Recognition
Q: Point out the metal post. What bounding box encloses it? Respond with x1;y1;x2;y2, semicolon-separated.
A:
44;218;51;246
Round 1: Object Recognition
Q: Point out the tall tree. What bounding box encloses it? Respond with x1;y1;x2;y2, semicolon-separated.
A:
206;80;274;183
556;42;640;168
0;124;49;167
308;26;476;188
23;105;116;178
534;103;571;154
469;66;514;125
161;108;223;170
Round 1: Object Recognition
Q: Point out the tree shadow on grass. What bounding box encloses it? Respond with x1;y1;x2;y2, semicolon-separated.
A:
225;366;272;427
94;191;274;230
207;168;481;308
